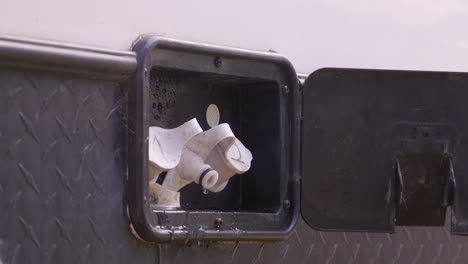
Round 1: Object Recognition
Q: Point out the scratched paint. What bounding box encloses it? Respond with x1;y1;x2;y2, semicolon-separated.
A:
0;239;4;264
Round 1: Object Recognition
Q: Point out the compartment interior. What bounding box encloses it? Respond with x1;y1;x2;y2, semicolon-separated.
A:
148;66;281;212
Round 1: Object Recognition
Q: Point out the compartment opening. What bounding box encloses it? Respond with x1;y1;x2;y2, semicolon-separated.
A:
148;66;282;212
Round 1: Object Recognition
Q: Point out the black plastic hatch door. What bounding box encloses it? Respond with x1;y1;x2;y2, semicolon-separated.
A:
301;68;468;234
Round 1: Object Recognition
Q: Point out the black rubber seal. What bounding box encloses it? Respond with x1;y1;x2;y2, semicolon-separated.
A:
198;168;214;185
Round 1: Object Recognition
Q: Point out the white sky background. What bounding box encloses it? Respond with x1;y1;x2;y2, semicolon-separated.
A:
1;0;468;74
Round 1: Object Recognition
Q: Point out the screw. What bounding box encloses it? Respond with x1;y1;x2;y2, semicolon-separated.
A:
282;85;290;94
283;199;291;209
214;217;223;229
214;57;222;68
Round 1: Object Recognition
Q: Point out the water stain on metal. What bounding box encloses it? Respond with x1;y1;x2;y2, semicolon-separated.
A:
149;69;179;127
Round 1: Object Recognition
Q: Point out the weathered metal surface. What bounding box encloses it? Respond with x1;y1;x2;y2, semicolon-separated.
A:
1;37;468;263
301;69;468;234
0;69;157;264
159;217;468;264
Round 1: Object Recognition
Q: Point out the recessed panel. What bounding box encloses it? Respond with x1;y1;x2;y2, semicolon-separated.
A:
301;68;468;233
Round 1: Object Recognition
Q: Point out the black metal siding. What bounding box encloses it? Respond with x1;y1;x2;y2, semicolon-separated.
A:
159;218;468;263
1;36;468;264
0;69;158;264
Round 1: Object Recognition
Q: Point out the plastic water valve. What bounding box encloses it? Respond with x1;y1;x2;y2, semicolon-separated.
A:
161;150;219;191
148;118;252;207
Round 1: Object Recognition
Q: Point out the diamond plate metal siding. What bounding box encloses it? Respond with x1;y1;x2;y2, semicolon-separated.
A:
159;217;468;264
1;53;468;264
0;69;157;264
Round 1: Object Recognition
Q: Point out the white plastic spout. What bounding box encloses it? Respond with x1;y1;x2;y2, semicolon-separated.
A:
185;123;253;193
159;123;242;193
206;138;253;192
161;150;219;192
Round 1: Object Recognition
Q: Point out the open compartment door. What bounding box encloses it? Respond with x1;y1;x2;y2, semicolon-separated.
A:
301;68;468;234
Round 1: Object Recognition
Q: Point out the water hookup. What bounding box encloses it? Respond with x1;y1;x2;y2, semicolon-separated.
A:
148;118;253;208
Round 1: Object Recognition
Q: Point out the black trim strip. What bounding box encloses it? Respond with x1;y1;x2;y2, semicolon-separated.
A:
0;35;137;79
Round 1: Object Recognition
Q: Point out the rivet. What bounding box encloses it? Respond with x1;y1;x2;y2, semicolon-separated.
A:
214;217;223;229
214;57;222;68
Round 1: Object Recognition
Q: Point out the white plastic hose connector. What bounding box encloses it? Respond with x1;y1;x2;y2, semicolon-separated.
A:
205;138;252;192
184;123;253;193
147;118;253;207
162;150;219;191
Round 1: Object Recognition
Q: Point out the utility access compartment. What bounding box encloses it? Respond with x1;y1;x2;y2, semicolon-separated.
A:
128;37;300;242
148;68;281;211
